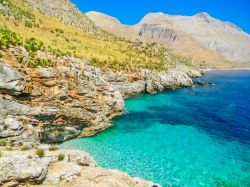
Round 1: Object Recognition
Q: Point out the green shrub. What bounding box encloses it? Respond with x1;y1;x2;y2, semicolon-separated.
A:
55;28;64;34
24;37;45;53
36;148;45;158
0;141;6;146
4;146;13;151
16;55;24;63
49;145;58;151
32;58;52;68
18;142;23;146
58;153;65;161
0;151;2;157
25;20;33;28
0;52;3;58
0;26;22;49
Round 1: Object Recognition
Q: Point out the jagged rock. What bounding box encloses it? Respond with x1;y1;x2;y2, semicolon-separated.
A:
41;125;85;143
0;115;39;146
38;68;55;78
0;62;25;96
104;66;200;96
194;81;213;86
0;117;23;138
139;23;178;44
64;150;97;167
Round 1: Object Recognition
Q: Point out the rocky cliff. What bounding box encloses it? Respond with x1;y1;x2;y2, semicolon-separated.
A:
0;44;201;186
139;12;250;64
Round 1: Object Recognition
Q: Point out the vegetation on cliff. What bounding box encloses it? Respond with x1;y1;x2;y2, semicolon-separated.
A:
0;0;194;71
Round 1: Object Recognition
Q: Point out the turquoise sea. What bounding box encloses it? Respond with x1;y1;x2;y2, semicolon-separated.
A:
61;70;250;187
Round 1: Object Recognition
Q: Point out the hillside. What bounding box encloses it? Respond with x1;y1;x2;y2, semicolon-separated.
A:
0;0;194;72
86;11;250;69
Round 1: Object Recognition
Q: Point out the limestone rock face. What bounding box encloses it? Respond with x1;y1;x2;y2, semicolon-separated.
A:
52;167;158;187
0;54;125;144
104;66;201;97
0;62;25;96
0;115;39;146
0;154;48;184
0;117;23;138
0;147;158;187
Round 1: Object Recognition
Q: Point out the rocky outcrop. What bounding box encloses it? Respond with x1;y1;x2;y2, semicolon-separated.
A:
0;62;25;96
104;64;201;97
0;46;200;144
0;48;124;144
0;115;39;146
139;23;178;44
0;146;158;187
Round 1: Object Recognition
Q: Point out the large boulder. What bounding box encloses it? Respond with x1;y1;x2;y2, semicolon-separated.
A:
43;162;81;184
0;62;25;96
0;117;24;138
0;116;40;146
0;153;48;184
63;150;97;167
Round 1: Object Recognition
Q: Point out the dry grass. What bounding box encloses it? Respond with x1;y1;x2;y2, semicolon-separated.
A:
0;0;195;71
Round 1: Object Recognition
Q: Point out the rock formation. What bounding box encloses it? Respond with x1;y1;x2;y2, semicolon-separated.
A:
0;145;157;187
0;45;200;186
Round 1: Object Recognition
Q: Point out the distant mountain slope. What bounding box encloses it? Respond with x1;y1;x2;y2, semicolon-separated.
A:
86;11;250;68
85;11;137;40
140;12;250;64
27;0;102;34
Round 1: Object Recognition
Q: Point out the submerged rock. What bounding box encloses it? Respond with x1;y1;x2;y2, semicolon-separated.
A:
194;81;213;86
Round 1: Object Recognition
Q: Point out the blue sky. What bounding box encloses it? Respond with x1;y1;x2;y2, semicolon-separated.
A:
72;0;250;33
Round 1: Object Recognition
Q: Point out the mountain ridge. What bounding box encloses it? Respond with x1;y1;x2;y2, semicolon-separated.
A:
86;11;250;68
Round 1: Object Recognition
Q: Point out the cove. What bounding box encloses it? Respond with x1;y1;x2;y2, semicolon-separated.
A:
61;70;250;187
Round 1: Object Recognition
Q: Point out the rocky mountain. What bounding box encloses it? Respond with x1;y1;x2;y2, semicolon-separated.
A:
86;11;250;68
27;0;102;34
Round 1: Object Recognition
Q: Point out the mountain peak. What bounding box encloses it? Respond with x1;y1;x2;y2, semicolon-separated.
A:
194;12;213;23
195;12;210;18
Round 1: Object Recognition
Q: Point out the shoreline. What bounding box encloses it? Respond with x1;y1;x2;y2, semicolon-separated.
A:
202;67;250;72
0;51;201;187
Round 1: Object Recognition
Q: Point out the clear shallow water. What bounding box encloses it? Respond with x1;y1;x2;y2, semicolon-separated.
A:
61;70;250;187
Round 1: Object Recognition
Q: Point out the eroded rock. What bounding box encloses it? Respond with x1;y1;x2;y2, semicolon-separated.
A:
0;62;25;96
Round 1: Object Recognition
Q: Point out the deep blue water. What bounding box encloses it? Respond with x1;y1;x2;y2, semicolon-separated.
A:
61;70;250;187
